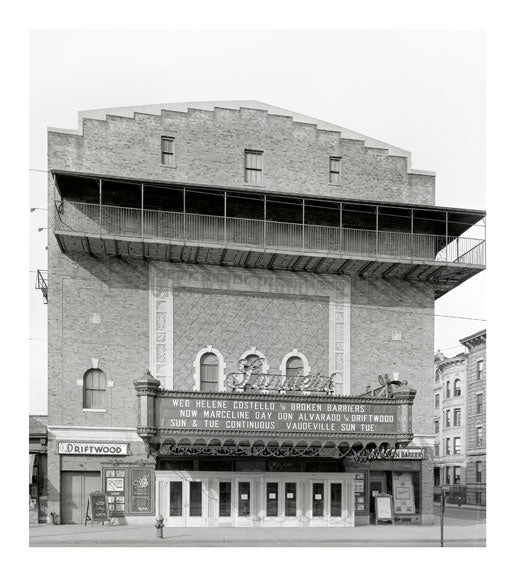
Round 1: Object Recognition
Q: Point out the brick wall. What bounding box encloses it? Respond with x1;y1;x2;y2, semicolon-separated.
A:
350;277;435;434
48;106;434;204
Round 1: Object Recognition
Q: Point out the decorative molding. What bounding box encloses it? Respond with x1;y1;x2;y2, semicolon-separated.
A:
279;349;311;377
193;345;226;391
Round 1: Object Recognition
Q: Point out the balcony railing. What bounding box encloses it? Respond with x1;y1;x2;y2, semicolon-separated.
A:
55;201;486;266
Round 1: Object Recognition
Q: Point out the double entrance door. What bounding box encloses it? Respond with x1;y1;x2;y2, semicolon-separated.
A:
156;471;355;528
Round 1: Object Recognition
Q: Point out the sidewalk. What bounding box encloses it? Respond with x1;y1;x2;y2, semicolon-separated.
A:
30;521;486;547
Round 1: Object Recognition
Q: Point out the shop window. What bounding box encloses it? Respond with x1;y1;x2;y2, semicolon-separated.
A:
83;368;107;409
161;136;176;166
454;379;461;396
477;360;484;380
476;461;482;483
445;410;450;428
329;157;342;184
199;352;219;392
245;150;263;184
446;381;451;398
445;438;451;455
453;466;461;485
434;393;440;409
434;420;439;434
453;437;461;455
476;425;483;447
453;408;461;427
477;392;483;414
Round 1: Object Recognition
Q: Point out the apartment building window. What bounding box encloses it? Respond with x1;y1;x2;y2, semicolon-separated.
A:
445;410;451;428
453;466;461;485
329;157;342;184
454;379;461;396
161;136;176;166
477;359;484;380
434;393;440;409
476;425;483;447
245;150;263;184
83;368;107;409
445;466;451;484
445;438;451;455
434;420;439;434
446;381;451;398
476;461;482;483
453;437;461;455
435;443;440;457
477;392;483;414
453;408;461;427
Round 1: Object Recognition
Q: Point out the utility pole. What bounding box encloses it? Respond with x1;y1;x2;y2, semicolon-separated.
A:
440;486;446;547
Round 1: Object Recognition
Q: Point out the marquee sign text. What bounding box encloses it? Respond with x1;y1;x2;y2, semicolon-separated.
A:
158;396;398;435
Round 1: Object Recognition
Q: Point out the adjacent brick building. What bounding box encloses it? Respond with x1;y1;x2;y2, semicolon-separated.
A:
44;101;485;527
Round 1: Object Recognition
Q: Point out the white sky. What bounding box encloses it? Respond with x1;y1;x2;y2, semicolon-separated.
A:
29;29;486;414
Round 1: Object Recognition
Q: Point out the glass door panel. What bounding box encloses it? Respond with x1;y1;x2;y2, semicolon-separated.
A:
219;482;232;517
189;481;203;517
312;482;325;517
266;482;279;517
238;482;251;516
284;482;297;517
330;483;342;517
169;481;183;517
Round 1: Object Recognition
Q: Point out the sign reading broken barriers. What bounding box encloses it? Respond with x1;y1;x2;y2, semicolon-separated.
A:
224;358;336;394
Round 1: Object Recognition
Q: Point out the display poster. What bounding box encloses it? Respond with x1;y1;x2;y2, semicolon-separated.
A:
374;494;394;524
392;473;415;514
354;473;366;514
129;468;154;515
105;469;126;515
85;491;109;525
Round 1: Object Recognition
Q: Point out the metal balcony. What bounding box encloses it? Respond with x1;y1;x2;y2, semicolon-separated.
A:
54;201;485;298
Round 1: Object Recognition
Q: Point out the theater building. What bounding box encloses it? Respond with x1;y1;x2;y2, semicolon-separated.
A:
44;101;486;527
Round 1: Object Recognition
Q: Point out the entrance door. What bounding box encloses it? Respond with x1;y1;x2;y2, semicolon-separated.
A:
282;480;301;527
235;480;253;527
61;471;101;524
168;479;209;527
369;473;387;521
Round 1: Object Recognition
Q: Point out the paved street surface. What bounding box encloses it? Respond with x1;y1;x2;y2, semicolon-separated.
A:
30;505;485;547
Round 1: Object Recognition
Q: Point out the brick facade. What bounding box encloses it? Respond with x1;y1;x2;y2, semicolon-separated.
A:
46;102;440;525
49;105;434;205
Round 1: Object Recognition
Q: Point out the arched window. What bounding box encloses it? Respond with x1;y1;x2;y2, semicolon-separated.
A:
286;356;304;378
200;353;219;392
83;369;107;409
446;380;451;398
454;379;461;396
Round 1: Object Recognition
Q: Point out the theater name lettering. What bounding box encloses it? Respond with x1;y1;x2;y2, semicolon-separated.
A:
162;397;398;434
58;442;129;455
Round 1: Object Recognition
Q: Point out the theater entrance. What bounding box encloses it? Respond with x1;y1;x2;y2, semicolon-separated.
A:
155;471;355;528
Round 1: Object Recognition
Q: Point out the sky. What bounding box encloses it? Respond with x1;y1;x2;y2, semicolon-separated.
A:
29;29;486;414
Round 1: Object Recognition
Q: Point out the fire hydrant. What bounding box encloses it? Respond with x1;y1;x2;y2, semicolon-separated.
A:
155;514;164;539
